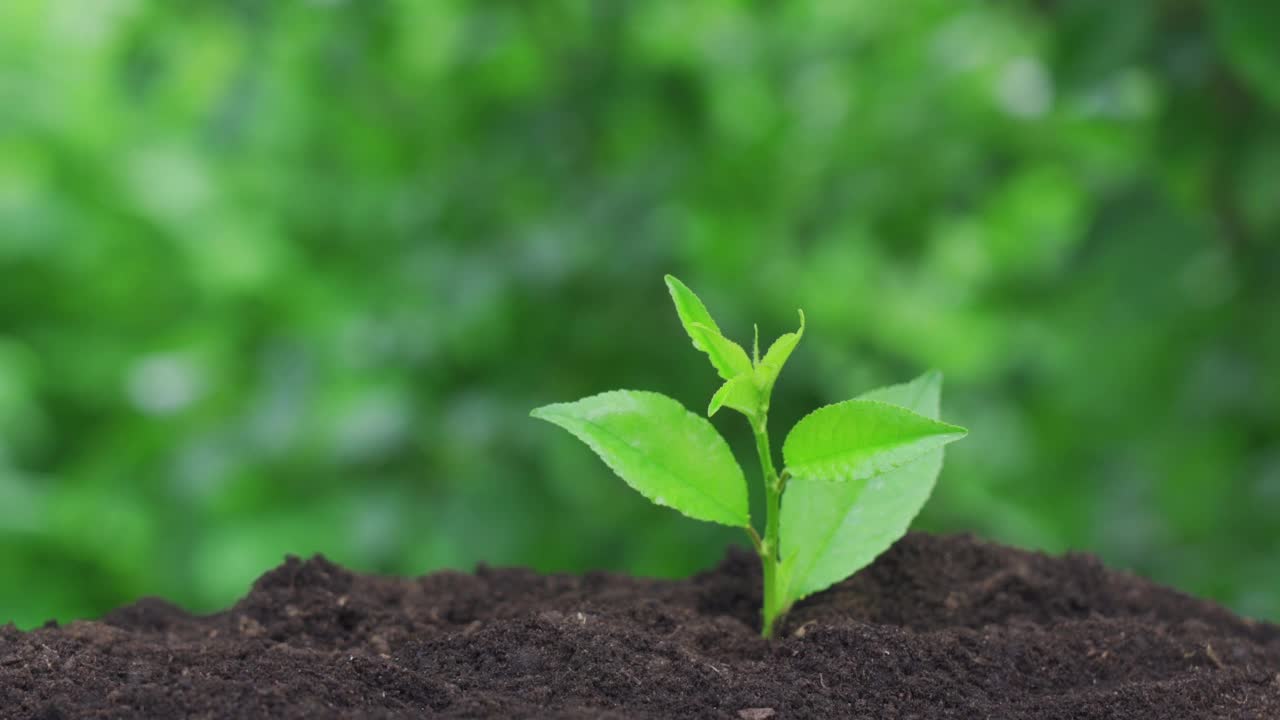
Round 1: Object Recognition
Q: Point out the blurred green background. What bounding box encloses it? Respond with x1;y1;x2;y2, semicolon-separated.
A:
3;0;1278;630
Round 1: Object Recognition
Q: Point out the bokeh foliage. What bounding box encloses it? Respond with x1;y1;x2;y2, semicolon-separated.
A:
2;0;1278;629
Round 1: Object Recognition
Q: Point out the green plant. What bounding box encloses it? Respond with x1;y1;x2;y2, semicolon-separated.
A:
531;275;968;637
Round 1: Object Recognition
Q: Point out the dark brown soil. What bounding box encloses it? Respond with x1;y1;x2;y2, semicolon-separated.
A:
2;533;1277;719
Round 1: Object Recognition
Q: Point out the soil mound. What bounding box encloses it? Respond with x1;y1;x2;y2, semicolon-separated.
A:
3;533;1277;718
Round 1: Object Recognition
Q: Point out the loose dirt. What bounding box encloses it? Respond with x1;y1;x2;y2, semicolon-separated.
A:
3;533;1277;718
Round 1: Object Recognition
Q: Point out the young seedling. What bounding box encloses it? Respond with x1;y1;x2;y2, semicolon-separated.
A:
531;276;967;637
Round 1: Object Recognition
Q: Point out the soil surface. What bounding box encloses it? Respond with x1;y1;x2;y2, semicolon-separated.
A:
2;533;1278;719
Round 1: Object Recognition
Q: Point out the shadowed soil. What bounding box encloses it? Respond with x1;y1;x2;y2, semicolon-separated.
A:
2;533;1278;719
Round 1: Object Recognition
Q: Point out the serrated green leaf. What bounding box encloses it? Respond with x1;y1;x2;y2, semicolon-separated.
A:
708;373;761;418
665;275;752;380
778;371;959;607
782;398;965;483
754;309;805;397
689;322;753;381
531;390;750;527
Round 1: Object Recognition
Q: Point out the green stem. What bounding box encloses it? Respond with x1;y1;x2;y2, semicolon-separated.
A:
752;415;783;638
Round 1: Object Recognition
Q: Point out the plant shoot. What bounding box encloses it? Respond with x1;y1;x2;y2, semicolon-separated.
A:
532;276;967;637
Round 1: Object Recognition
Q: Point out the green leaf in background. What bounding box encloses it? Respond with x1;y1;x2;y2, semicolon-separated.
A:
708;373;761;418
7;0;1279;630
1212;0;1280;109
754;309;805;399
779;371;955;606
665;275;752;380
531;390;750;528
782;398;966;483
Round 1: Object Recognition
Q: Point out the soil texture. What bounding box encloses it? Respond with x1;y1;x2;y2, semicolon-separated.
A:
2;532;1278;719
